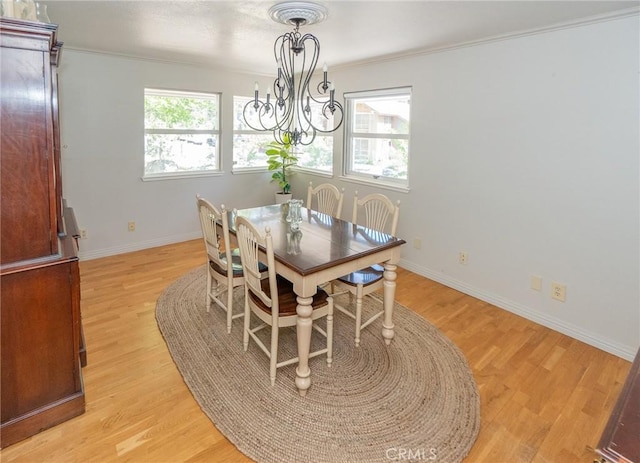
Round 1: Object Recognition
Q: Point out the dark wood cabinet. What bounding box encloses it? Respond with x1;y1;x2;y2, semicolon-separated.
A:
596;347;640;463
0;18;85;448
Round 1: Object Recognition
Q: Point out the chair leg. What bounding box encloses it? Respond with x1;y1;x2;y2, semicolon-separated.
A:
226;281;234;334
326;298;334;367
206;270;212;313
243;293;250;351
354;284;363;347
270;321;279;386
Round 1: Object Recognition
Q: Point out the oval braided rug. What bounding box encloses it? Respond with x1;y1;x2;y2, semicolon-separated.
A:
156;266;480;463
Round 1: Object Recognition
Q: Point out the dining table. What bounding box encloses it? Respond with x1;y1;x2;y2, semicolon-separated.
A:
230;203;406;396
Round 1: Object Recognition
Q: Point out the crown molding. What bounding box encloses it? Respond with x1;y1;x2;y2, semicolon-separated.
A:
336;6;640;71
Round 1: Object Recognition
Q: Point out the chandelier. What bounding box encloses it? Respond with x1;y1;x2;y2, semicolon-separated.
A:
242;1;344;146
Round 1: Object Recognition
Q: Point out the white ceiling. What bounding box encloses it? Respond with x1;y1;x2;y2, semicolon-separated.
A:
44;1;639;75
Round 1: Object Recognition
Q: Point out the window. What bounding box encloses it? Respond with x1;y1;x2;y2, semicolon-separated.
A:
295;135;333;173
232;96;272;170
344;87;411;187
144;88;220;178
295;99;333;173
234;95;334;174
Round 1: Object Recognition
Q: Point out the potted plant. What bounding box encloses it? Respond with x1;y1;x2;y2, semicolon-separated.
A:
266;133;298;204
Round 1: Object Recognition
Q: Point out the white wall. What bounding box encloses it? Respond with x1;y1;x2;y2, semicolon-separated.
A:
59;14;639;360
292;15;640;360
59;52;278;259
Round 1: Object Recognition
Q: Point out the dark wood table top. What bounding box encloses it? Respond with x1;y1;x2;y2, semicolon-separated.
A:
232;204;406;276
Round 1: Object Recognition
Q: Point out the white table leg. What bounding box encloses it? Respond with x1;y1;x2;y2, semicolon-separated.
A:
295;295;314;396
382;263;397;345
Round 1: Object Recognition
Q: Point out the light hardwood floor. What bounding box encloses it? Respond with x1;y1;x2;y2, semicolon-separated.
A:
1;239;631;463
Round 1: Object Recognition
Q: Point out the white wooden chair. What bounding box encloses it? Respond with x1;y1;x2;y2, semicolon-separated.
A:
332;191;400;347
306;182;345;218
235;215;334;386
196;194;246;334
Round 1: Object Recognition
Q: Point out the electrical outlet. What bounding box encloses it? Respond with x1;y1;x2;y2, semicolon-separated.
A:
530;275;542;291
128;221;136;232
458;251;468;265
551;282;566;302
413;238;422;250
80;229;88;239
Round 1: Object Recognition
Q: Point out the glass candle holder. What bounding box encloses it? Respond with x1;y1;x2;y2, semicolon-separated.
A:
286;199;303;231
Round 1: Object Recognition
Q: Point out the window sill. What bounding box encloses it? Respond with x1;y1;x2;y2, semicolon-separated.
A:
232;167;268;174
339;175;410;194
142;171;224;181
293;166;333;178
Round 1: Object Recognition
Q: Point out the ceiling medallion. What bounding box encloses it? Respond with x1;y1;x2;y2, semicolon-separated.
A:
268;1;328;26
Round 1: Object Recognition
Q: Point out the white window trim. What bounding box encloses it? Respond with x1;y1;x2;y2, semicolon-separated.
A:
342;86;411;189
338;174;410;194
294;165;333;178
143;88;221;179
141;170;225;182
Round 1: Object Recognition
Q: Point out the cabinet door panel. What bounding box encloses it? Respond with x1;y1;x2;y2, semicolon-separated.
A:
0;46;55;264
1;262;79;422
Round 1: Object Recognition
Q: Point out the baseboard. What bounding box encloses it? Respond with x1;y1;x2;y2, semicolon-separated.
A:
78;239;635;361
0;391;85;448
399;259;636;362
78;231;202;261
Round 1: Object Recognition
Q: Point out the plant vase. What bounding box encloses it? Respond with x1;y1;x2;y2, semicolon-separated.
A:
275;192;293;204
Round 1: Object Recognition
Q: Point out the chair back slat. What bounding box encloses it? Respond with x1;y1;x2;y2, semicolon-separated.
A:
307;182;345;218
235;216;277;312
352;192;400;236
197;195;228;270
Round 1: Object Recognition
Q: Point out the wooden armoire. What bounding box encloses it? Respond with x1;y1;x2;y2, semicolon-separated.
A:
0;17;85;448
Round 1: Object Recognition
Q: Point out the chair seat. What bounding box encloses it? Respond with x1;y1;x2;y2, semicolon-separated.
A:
337;264;384;287
210;248;267;277
209;248;244;277
249;275;329;316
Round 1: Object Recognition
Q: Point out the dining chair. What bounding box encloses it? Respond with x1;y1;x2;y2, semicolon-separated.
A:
332;191;400;347
306;182;345;218
235;215;334;386
196;194;246;334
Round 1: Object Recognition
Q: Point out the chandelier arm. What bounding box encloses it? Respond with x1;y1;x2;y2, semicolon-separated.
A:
274;34;295;131
314;80;331;97
272;130;285;145
274;70;295;132
296;47;311;134
242;100;278;132
282;129;315;146
280;33;295;80
275;34;293;106
259;107;280;132
298;33;323;133
314;100;344;133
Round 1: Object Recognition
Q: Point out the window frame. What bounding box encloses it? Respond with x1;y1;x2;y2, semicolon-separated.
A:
342;87;411;191
143;88;221;180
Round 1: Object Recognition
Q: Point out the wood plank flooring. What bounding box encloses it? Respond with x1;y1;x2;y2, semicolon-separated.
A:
1;239;631;462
